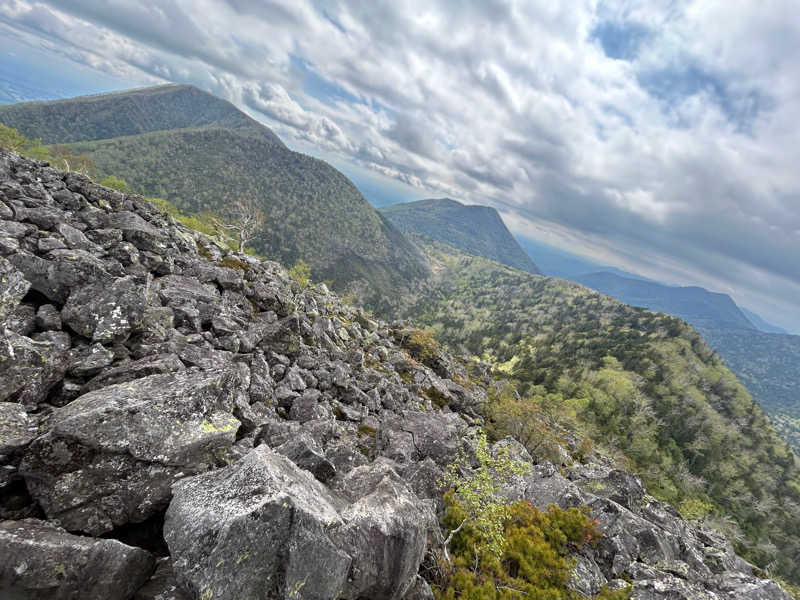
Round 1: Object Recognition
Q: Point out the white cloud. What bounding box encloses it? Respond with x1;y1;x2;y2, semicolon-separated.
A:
2;0;800;330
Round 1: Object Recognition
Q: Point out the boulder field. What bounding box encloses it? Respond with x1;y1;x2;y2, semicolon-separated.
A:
0;148;792;599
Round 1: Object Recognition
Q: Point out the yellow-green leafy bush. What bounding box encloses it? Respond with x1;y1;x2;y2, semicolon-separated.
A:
435;496;630;600
289;260;312;289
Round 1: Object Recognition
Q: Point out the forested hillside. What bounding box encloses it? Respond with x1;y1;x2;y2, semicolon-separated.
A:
0;85;428;301
571;271;800;453
700;328;800;452
391;240;800;585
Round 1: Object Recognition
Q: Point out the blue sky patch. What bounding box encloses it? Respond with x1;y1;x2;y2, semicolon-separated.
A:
637;64;771;132
590;21;650;60
290;55;360;106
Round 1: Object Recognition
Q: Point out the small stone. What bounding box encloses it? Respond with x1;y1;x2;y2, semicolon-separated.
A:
35;304;61;331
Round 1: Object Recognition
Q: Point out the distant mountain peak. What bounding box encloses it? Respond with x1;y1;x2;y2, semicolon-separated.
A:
380;198;541;274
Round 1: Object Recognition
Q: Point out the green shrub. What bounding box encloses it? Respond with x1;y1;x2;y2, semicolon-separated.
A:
435;495;630;600
678;498;714;521
402;328;441;366
99;175;131;192
219;256;248;272
0;122;50;160
289;260;312;289
441;432;529;558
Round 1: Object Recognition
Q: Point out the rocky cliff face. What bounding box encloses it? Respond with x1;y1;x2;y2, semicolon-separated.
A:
0;148;792;600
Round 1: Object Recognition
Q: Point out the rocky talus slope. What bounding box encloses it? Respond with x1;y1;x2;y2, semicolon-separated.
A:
0;148;792;599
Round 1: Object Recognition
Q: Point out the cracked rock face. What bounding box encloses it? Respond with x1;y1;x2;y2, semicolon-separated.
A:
0;148;793;600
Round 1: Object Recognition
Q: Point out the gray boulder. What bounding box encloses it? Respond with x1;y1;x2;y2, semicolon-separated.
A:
0;256;30;321
0;519;154;600
8;249;113;304
165;446;434;600
275;433;337;483
81;353;185;393
0;402;38;455
133;558;190;600
61;277;147;342
165;445;350;600
21;369;241;534
0;331;68;408
336;461;435;600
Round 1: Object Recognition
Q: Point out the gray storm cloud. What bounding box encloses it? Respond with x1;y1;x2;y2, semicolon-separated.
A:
2;0;799;330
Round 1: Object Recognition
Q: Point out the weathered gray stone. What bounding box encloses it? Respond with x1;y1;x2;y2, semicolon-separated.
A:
155;274;220;307
8;249;113;303
275;433;336;483
55;221;91;249
0;331;68;408
390;411;466;466
0;256;30;322
248;352;276;404
133;558;190;600
0;402;38;455
21;369;241;534
82;353;185;393
35;303;61;331
67;342;115;377
6;302;35;335
165;445;350;600
336;460;435;600
401;577;435;600
38;235;66;252
61;276;147;342
289;388;327;423
0;519;155;600
102;211;166;253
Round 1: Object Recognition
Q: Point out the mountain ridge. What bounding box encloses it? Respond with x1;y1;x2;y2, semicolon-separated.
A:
387;237;800;586
0;83;275;144
380;197;541;274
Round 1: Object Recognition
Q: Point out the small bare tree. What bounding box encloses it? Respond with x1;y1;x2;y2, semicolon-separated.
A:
212;197;267;252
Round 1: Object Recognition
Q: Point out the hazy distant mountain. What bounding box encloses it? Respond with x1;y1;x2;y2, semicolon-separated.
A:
380;198;541;274
573;271;756;331
0;85;428;300
740;307;788;334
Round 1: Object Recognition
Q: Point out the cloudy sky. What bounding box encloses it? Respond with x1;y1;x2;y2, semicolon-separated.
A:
2;1;800;332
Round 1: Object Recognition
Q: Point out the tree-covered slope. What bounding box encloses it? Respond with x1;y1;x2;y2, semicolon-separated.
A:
380;198;541;274
390;240;800;585
572;272;800;453
0;85;427;298
64;126;426;296
700;328;800;452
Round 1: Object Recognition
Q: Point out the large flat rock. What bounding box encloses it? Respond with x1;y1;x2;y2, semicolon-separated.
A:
21;369;241;535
